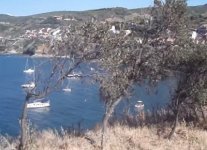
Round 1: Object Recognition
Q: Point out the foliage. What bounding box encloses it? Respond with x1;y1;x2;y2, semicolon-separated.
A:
40;17;60;25
39;0;207;136
18;0;207;148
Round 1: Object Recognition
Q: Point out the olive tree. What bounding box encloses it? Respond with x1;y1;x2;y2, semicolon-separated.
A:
19;0;207;149
18;23;100;150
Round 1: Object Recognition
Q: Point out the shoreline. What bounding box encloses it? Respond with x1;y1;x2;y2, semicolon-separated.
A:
0;53;99;61
0;52;68;58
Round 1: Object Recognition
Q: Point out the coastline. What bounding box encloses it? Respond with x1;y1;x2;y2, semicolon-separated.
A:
0;52;98;60
0;52;64;58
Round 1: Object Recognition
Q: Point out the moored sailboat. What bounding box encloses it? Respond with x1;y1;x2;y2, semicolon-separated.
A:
27;98;50;108
21;81;35;89
23;58;35;74
63;79;72;92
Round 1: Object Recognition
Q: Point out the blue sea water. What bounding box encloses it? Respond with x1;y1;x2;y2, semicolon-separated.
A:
0;55;176;136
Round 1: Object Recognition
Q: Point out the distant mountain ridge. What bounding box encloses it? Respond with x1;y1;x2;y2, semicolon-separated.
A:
189;4;207;16
0;4;206;23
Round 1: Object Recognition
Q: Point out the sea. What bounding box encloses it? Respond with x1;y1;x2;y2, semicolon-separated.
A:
0;55;176;136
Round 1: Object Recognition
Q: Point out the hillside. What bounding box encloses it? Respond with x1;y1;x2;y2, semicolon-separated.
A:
188;4;207;25
0;4;206;55
1;4;206;23
30;4;207;22
189;4;207;16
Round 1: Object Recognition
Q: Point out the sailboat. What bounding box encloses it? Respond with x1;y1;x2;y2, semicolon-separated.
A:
27;98;50;108
21;66;36;90
23;58;35;74
63;79;72;92
67;71;82;80
21;81;35;89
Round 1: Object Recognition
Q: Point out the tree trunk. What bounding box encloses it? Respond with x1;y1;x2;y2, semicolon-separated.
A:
168;106;180;139
101;98;122;150
200;105;206;123
168;98;180;139
18;94;30;150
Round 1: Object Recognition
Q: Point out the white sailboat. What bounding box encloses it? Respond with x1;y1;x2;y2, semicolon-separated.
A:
67;72;82;80
22;66;36;90
63;79;72;92
27;98;50;108
23;68;34;74
23;58;35;74
21;81;35;89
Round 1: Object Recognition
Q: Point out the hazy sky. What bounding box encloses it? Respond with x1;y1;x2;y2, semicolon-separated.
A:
0;0;206;16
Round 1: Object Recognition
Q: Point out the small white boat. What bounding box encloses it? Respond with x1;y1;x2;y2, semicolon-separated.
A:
135;101;144;108
27;98;50;108
67;72;82;79
23;68;35;74
23;58;35;74
63;79;72;92
63;87;72;92
21;82;35;89
90;67;95;71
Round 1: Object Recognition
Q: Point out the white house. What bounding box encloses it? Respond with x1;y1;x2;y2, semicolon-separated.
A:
109;26;120;34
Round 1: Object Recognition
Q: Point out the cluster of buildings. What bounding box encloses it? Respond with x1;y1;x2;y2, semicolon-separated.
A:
0;13;206;55
21;27;66;41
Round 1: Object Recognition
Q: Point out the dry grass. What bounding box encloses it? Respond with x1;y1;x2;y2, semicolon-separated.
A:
0;135;17;150
1;124;207;150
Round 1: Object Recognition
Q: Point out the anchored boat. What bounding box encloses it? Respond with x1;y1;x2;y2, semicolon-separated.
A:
23;58;35;74
27;98;50;108
135;101;144;108
21;82;35;89
23;68;35;74
63;79;72;92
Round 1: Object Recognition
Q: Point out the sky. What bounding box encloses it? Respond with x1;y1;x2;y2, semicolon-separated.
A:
0;0;206;16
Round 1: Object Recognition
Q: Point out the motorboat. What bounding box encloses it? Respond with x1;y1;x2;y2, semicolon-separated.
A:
135;101;144;108
23;68;35;74
21;82;35;89
27;98;50;108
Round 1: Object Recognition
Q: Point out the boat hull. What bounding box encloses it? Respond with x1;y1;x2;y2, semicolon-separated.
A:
63;88;71;92
27;101;50;108
21;82;35;89
23;69;35;74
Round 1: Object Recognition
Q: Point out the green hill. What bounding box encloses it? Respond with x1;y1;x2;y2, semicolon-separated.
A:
0;4;206;25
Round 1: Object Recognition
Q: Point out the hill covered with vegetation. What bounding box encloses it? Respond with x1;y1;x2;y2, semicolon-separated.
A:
0;4;206;55
0;4;207;28
0;2;207;150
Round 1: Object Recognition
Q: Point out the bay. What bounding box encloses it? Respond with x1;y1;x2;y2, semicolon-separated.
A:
0;55;175;136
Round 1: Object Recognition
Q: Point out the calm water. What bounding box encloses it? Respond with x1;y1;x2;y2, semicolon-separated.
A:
0;55;175;136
